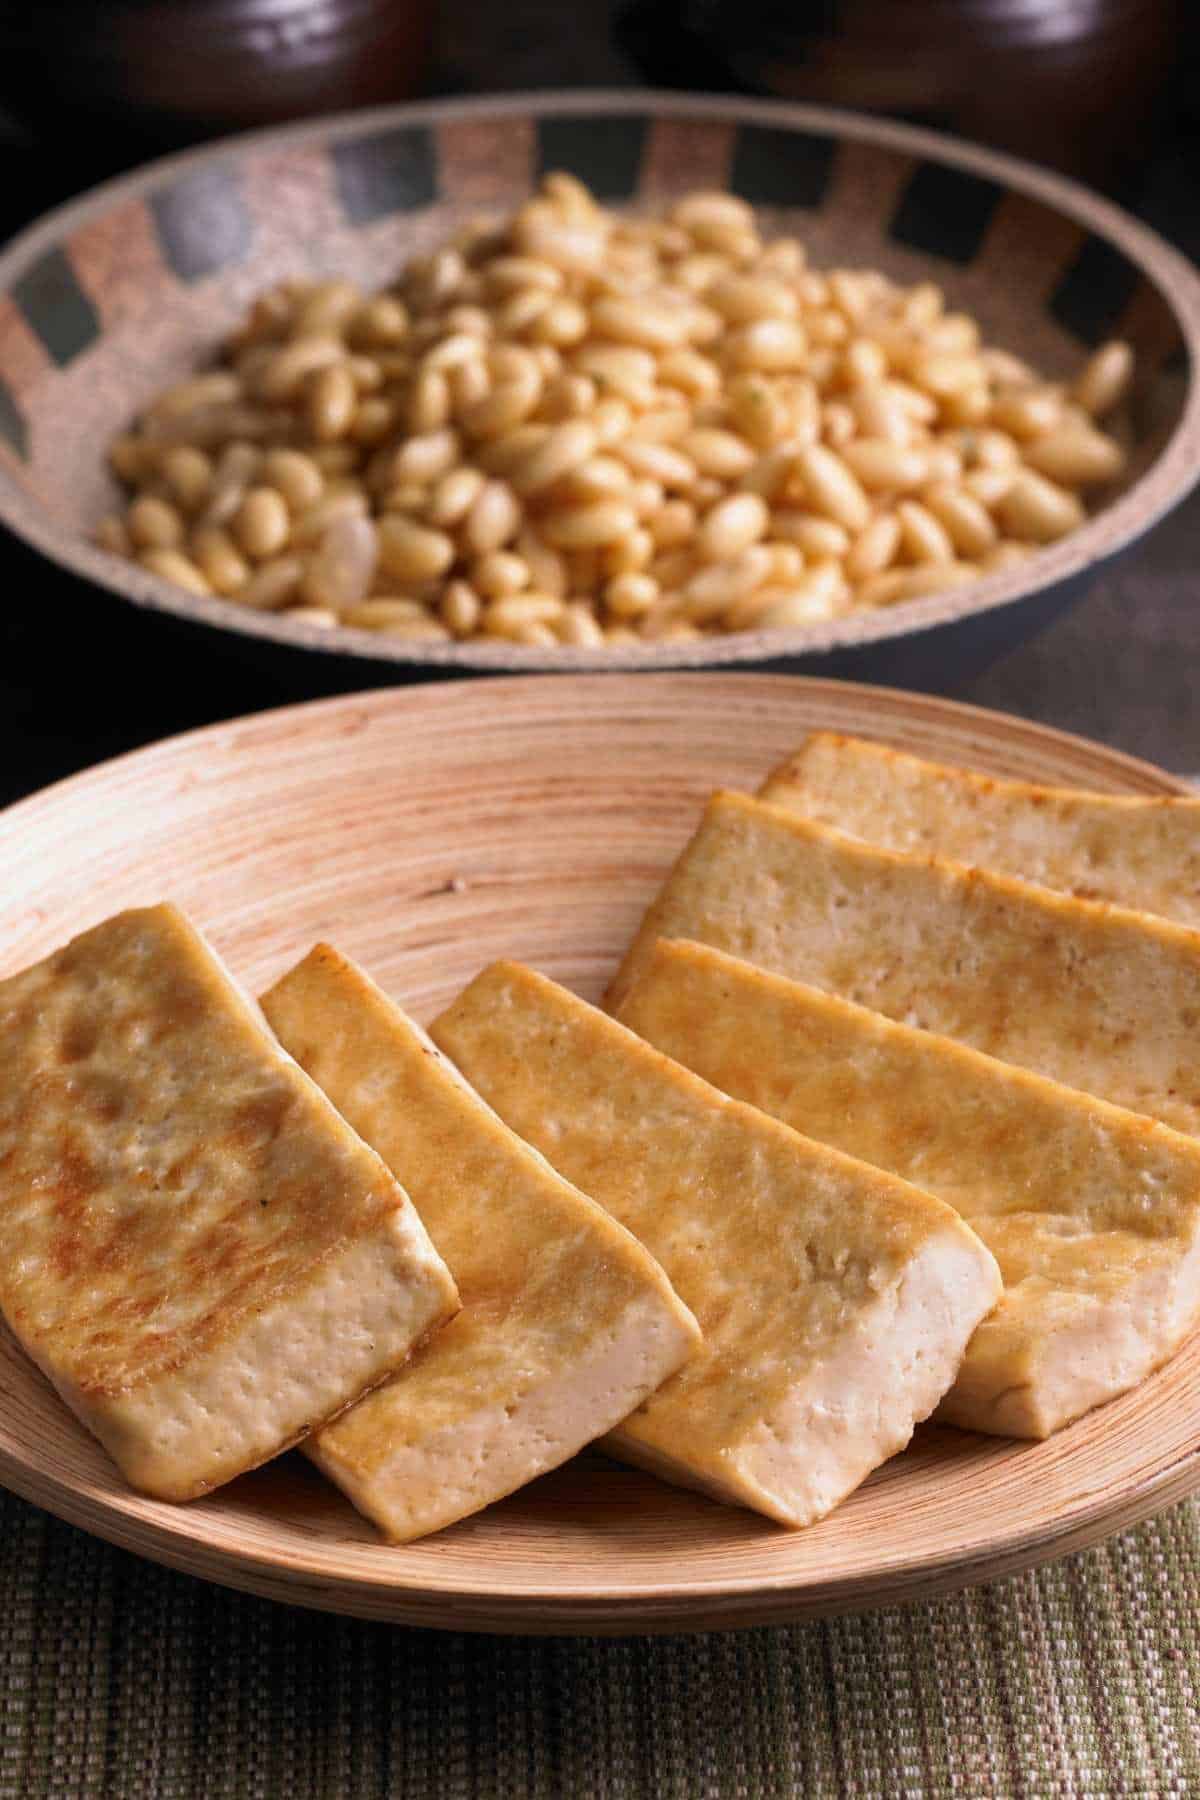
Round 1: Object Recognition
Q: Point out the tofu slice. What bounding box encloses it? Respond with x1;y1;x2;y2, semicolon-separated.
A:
618;938;1200;1437
760;731;1200;928
432;961;1001;1529
260;945;700;1542
0;906;458;1501
607;791;1200;1138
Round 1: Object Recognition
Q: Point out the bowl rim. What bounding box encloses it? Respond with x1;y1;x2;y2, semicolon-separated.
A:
0;85;1197;672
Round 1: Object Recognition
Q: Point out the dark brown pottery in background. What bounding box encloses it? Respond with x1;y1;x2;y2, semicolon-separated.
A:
623;0;1179;186
0;0;433;147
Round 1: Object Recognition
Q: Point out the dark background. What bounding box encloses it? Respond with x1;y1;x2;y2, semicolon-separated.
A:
2;0;1198;810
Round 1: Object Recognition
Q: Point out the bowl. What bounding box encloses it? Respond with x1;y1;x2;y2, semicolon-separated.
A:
1;672;1196;1630
0;89;1197;688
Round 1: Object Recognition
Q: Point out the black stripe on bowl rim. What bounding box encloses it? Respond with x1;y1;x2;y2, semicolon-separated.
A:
0;375;27;461
10;247;100;368
331;126;438;224
150;164;255;283
535;114;649;200
730;124;837;209
889;161;1004;265
1050;233;1141;346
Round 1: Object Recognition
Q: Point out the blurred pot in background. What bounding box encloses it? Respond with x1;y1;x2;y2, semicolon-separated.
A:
0;0;433;149
621;0;1180;186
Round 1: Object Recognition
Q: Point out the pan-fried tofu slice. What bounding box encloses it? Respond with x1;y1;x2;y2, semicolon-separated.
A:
0;907;458;1501
260;945;700;1542
432;962;1000;1529
618;938;1200;1437
760;732;1200;928
607;791;1200;1138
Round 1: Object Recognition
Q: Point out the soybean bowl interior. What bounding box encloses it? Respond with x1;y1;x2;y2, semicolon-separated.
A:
0;92;1196;675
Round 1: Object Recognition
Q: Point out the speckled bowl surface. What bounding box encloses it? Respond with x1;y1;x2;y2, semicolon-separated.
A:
0;89;1196;681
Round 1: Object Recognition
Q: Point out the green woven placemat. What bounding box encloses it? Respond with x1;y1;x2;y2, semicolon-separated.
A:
3;1484;1198;1799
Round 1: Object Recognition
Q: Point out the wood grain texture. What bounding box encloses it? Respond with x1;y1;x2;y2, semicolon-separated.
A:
0;672;1194;1633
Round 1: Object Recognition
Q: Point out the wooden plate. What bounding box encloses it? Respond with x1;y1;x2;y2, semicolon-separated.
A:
0;674;1194;1633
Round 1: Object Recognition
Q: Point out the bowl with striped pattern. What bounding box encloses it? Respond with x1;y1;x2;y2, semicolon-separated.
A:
0;89;1196;688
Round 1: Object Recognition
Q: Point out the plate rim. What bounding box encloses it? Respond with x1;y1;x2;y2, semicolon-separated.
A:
0;671;1196;1632
0;669;1187;835
0;88;1198;674
0;1393;1198;1627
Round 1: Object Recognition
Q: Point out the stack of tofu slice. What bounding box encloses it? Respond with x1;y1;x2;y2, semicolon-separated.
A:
0;912;698;1539
3;732;1198;1545
607;737;1200;1446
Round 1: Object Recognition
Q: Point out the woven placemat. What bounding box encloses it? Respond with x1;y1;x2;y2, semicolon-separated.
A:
3;1482;1198;1799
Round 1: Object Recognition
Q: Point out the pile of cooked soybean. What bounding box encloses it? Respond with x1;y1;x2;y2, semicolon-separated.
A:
100;173;1133;648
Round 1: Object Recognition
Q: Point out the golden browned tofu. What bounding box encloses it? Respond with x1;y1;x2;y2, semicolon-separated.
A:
618;939;1200;1438
261;946;700;1542
607;791;1200;1137
760;732;1200;928
0;907;459;1501
432;962;1000;1529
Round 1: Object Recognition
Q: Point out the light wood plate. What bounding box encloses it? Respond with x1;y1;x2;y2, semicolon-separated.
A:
0;674;1195;1633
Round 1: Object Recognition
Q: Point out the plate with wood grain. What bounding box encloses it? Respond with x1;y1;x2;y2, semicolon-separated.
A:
0;674;1195;1633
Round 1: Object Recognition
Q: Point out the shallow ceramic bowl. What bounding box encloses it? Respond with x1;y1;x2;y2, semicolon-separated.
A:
0;89;1197;687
